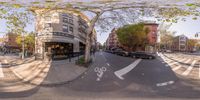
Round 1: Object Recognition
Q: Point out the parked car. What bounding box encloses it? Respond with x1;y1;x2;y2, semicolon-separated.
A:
166;50;172;53
110;48;117;54
114;49;129;56
104;50;112;53
130;51;155;59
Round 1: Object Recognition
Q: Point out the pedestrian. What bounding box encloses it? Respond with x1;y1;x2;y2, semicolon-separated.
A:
93;49;96;56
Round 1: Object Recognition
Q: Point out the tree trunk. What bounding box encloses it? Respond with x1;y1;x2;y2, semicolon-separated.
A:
84;11;103;63
84;31;92;63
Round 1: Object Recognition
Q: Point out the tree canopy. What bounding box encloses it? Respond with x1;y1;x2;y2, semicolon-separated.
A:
116;23;149;51
0;0;200;62
16;32;35;52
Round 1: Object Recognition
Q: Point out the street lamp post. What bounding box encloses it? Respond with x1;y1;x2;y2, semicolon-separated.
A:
22;32;25;59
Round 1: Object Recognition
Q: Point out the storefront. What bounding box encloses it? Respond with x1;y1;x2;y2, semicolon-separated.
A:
45;42;73;59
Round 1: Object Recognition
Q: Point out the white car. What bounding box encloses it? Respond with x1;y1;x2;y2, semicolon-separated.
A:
166;50;172;53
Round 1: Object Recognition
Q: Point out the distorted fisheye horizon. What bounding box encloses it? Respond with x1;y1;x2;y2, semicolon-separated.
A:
0;0;200;100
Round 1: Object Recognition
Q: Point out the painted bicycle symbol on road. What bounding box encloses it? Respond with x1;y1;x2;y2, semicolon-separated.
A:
94;67;107;81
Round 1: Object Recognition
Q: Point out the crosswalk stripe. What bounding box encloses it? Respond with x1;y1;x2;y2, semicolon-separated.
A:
184;59;191;64
0;62;4;78
168;58;187;66
161;54;183;63
172;58;189;71
161;55;172;62
182;60;197;76
172;65;182;71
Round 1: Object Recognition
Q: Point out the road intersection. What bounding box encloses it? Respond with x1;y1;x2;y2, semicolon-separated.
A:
0;52;200;100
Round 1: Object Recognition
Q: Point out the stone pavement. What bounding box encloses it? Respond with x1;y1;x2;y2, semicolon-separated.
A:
0;54;35;67
10;56;87;87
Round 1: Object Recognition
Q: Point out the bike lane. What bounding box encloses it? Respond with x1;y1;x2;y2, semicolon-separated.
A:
68;51;122;92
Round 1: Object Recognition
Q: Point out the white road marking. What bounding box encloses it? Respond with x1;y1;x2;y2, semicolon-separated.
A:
157;52;161;56
172;59;192;71
182;60;197;76
172;65;182;71
114;59;142;80
168;58;187;66
106;63;110;66
3;59;8;63
156;81;174;87
184;59;191;64
0;62;4;78
161;55;173;63
94;67;107;81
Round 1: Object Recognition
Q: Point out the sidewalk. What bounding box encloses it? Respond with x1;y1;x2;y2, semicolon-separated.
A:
10;56;88;87
0;54;35;67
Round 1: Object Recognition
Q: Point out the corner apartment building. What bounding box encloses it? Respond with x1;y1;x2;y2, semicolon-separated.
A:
33;9;96;59
172;35;188;52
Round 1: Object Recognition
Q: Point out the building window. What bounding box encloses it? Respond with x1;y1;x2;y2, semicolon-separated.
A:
45;16;51;21
69;26;73;32
44;23;51;30
63;26;68;32
63;18;68;23
69;19;73;25
68;14;73;18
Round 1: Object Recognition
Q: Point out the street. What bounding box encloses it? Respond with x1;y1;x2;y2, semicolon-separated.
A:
0;51;200;100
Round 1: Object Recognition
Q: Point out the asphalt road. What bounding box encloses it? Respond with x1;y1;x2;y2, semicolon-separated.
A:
1;51;200;100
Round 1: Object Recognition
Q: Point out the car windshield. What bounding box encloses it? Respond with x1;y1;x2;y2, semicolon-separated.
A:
0;1;200;100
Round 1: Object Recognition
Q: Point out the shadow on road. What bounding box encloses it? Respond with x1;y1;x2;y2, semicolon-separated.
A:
66;52;200;99
0;86;40;98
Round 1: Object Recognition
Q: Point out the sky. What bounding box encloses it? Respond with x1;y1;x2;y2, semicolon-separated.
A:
169;16;200;39
96;16;200;44
0;13;200;45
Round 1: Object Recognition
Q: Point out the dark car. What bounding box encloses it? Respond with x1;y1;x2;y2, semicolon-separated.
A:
104;50;110;53
114;49;129;56
110;48;117;54
130;51;155;59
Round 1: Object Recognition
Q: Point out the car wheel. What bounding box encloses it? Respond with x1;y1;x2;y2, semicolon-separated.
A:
149;56;152;59
132;55;136;58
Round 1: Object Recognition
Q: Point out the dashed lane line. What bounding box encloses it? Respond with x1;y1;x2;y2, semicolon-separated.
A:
114;59;142;80
182;60;197;76
106;63;110;66
156;81;174;87
0;62;4;78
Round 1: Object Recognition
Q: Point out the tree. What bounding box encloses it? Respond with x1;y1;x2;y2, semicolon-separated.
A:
16;32;35;54
187;39;198;52
116;23;149;51
158;23;175;50
0;1;199;63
